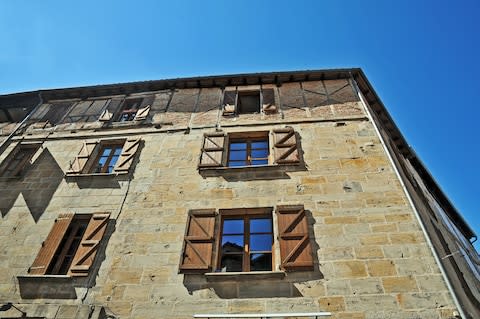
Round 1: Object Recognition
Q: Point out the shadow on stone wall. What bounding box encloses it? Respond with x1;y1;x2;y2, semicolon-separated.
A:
182;210;324;299
0;148;63;222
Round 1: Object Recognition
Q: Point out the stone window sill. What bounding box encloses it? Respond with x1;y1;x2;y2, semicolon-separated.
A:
204;271;285;282
65;171;128;178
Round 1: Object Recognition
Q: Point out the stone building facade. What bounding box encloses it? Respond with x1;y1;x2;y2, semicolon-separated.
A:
0;69;478;319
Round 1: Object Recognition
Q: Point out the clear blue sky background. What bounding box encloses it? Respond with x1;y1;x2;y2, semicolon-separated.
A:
1;1;479;250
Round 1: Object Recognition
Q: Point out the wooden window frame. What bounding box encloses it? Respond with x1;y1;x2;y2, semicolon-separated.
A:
217;208;274;272
63;99;110;123
116;98;143;122
90;141;124;174
222;88;277;116
227;132;270;167
0;143;41;178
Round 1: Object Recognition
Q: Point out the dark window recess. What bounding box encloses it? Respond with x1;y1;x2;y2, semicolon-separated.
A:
117;98;143;122
228;136;269;167
47;216;89;275
219;214;273;272
64;100;109;123
92;144;123;173
0;144;39;177
237;91;260;114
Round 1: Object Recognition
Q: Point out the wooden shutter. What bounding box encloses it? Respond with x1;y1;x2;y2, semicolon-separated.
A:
273;128;300;164
29;213;74;275
134;105;151;121
262;88;277;114
67;141;98;174
222;91;237;116
68;213;110;277
99;98;123;122
198;133;226;168
114;138;141;172
99;109;113;122
277;205;313;271
179;210;217;273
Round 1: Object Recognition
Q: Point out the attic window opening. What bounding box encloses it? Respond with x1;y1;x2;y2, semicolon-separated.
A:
118;98;143;122
238;91;260;114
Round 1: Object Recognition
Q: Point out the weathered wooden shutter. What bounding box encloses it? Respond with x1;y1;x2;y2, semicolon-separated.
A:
99;109;113;122
262;89;277;114
114;138;141;173
273;128;300;164
134;105;151;121
277;205;313;271
198;133;226;168
29;213;74;275
68;213;110;277
222;91;237;116
99;98;123;122
67;141;98;174
179;210;217;273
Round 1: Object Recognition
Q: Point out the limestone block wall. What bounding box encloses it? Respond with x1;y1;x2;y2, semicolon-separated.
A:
0;79;459;319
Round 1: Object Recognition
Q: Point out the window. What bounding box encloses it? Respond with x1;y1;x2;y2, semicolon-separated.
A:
92;143;123;173
222;89;277;116
228;134;269;167
63;99;109;123
66;138;141;176
219;212;273;272
0;143;40;178
179;205;313;274
198;128;301;169
117;98;143;122
29;213;110;277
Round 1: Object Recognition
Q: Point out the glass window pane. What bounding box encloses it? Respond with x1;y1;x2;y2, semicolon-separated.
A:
221;235;244;253
251;149;268;158
250;218;272;233
223;219;244;234
220;255;243;272
250;234;272;251
228;161;247;167
101;148;112;157
114;147;123;155
230;143;246;150
251;141;268;149
251;159;268;166
250;253;272;271
229;150;246;160
97;156;108;167
110;155;120;167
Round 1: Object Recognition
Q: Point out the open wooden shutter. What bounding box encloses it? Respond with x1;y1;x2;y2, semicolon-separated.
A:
99;98;123;122
179;209;217;273
277;205;313;271
222;91;237;116
29;213;74;275
68;213;110;277
273;128;300;164
198;133;226;168
134;95;154;121
114;138;141;173
262;88;277;114
99;109;113;122
67;141;98;174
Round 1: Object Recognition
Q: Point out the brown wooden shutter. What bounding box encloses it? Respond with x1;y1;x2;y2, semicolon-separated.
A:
67;141;98;174
114;138;141;172
134;105;151;121
273;128;300;164
68;213;110;277
277;205;314;271
99;109;113;122
99;98;124;122
222;91;237;116
198;133;226;168
262;88;277;114
179;209;217;273
29;213;74;275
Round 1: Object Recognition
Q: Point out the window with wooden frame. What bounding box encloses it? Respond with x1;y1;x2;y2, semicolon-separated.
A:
179;205;313;274
0;143;41;178
63;99;110;123
222;88;277;116
28;213;110;277
66;138;141;176
198;128;301;169
98;95;154;123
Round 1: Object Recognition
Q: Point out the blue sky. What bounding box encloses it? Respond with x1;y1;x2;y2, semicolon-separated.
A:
1;1;479;249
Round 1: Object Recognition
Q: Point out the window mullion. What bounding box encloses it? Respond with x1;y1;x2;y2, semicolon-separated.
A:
244;216;250;272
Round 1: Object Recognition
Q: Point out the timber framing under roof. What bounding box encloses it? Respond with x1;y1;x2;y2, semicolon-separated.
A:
0;68;475;240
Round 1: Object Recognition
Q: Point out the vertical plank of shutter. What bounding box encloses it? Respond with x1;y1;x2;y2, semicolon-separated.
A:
179;209;216;273
276;205;313;271
29;213;74;275
68;213;110;276
262;88;277;114
198;133;225;168
272;128;300;164
134;95;155;121
114;138;141;172
67;141;98;174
